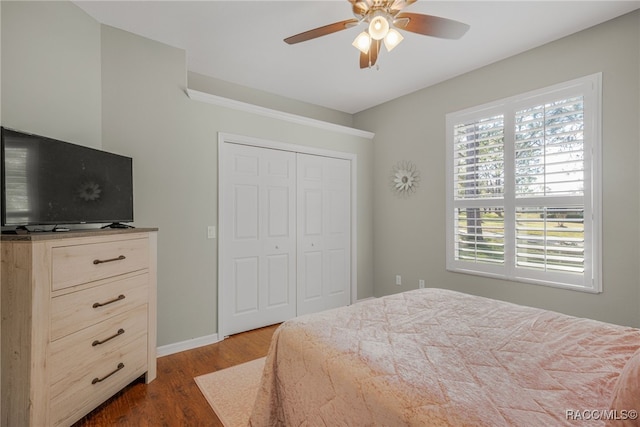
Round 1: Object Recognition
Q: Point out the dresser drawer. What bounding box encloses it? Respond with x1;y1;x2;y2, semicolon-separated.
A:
51;273;148;341
49;304;148;386
49;333;148;427
52;237;149;291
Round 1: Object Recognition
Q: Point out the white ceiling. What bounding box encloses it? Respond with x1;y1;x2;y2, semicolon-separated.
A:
74;1;640;114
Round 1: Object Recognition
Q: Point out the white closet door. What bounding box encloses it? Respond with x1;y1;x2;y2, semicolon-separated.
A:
220;143;296;336
297;153;351;316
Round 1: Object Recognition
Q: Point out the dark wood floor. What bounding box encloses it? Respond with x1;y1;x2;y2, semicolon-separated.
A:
74;324;279;427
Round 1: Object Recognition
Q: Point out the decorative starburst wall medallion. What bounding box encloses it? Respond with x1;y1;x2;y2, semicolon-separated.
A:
390;160;420;197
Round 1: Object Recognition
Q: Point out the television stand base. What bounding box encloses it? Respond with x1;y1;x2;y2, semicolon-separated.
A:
101;223;135;229
2;226;30;235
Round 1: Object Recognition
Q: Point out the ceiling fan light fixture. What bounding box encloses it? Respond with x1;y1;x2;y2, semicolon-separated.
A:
368;13;390;40
282;0;470;70
384;28;403;51
352;31;371;54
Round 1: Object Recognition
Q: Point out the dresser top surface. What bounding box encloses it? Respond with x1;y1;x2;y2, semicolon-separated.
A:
1;227;158;242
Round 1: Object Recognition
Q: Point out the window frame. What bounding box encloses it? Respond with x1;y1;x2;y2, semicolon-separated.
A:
445;73;602;293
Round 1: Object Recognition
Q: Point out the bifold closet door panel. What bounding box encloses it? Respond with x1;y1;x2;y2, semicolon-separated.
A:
220;143;297;336
297;153;351;316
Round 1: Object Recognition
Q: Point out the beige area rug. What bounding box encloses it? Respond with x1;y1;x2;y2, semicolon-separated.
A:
194;357;266;427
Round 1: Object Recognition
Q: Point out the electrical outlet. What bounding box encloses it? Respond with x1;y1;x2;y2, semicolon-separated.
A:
419;279;425;289
396;275;402;286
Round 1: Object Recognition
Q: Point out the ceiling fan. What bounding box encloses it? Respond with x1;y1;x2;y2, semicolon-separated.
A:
284;0;470;69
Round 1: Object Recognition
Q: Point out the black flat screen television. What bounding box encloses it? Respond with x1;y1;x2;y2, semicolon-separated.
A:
1;127;133;228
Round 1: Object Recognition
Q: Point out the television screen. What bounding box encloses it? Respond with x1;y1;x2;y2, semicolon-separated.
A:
1;127;133;227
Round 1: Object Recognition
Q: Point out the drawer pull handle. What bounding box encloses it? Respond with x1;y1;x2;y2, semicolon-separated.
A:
92;294;125;308
93;255;126;265
92;328;125;346
92;362;125;385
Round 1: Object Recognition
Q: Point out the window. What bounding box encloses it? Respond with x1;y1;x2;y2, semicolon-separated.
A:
446;74;601;292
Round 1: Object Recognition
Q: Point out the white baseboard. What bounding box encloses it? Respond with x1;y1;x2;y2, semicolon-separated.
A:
156;332;221;357
156;299;376;357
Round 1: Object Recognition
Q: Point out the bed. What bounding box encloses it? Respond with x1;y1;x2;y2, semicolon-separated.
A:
249;288;640;426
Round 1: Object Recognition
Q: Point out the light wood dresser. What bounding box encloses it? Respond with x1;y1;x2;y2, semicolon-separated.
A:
1;228;157;426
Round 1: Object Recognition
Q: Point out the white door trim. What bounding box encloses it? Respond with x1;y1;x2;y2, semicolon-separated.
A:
218;132;358;337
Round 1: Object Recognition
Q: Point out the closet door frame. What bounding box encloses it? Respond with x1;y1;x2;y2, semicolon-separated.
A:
218;132;358;337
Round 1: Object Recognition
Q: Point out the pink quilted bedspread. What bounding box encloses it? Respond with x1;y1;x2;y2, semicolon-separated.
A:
249;289;640;426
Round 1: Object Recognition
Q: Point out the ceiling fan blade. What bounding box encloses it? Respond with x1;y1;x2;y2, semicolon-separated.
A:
284;18;359;44
394;12;469;39
359;38;381;69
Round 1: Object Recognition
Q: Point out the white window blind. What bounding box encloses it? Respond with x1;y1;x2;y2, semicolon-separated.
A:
514;96;585;198
453;115;505;200
446;74;601;292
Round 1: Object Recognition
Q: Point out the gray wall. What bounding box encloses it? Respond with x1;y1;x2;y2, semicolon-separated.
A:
1;1;374;348
354;10;640;328
188;71;355;128
100;25;374;346
1;1;101;147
